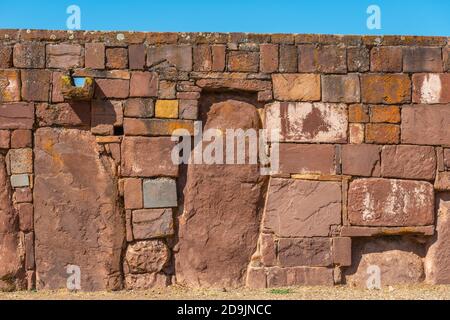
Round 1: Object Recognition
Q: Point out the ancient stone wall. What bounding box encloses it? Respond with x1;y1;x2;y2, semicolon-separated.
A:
0;30;449;290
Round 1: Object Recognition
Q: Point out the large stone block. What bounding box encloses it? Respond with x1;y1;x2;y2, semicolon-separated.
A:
129;71;158;97
348;178;434;227
147;45;192;71
142;178;177;208
381;145;436;180
36;102;90;127
85;43;105;69
322;74;360;103
412;73;450;104
46;44;83;69
123;240;170;274
0;103;34;129
278;238;333;267
265;102;348;143
227;51;259;72
21;69;51;102
298;45;346;73
361;74;411;104
370;47;402;72
8;148;33;174
121;136;179;177
132;208;174;240
272;74;320;101
95;79;129;99
0;69;21;102
341;144;380;177
425;193;450;284
123;118;194;136
401;105;450;145
34;128;124;291
13;42;45;68
403;47;443;72
263;178;341;237
260;44;278;73
279;144;336;175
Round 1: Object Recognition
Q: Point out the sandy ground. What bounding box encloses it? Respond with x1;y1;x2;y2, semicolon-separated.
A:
1;284;450;300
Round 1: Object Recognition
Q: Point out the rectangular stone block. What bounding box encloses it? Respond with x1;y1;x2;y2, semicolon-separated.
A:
179;100;198;120
348;178;434;227
106;47;128;69
130;71;158;97
370;105;400;123
322;74;360;103
124;98;154;118
341;144;380;177
349;123;364;144
10;174;29;188
403;47;443;72
278;238;333;267
333;237;352;267
85;43;105;69
18;202;33;232
0;129;9;148
193;45;212;71
265;102;348;143
0;103;34;129
412;73;450;104
143;178;177;208
36;102;90;128
95;79;129;98
8;148;33;174
227;51;259;72
348;104;369;123
370;47;402;72
0;69;21;102
91;100;123;135
147;45;192;71
272;74;320;101
279;144;336;175
21;69;51;102
24;232;35;270
132;208;174;240
128;44;146;70
263;178;341;237
279;45;297;72
298;45;346;73
124;178;143;209
445;149;450;169
381;145;436;181
260;44;278;73
286;266;334;286
13;187;32;203
123;118;194;136
46;44;83;69
365;123;399;144
340;225;435;237
361;74;411;104
121;136;179;177
401;105;450;145
0;45;12;68
155;100;178;119
434;171;450;191
211;45;226;72
13;42;45;68
347;46;369;72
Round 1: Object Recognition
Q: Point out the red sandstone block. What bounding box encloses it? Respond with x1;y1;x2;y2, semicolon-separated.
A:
91;100;123;135
260;233;276;267
211;45;226;72
123;118;194;136
124;178;143;209
121;136;179;177
365;123;400;144
370;105;400;123
347;46;369;72
106;47;128;69
158;81;176;99
193;45;212;71
370;47;402;72
341;144;381;177
445;149;450;169
445;47;450;71
279;45;297;72
298;45;346;73
36;102;91;127
349;123;365;144
179;100;198;120
46;44;83;69
0;69;21;102
124;98;154;118
0;45;12;68
147;45;192;71
279;144;336;175
361;74;411;104
260;44;278;73
333;237;352;267
51;71;65;103
18;202;33;232
13;42;45;68
0;129;10;149
278;238;333;267
95;79;129;98
266;267;287;288
381;145;436;181
11;129;32;148
21;69;51;101
348;178;434;227
227;51;259;72
286;267;334;286
322;74;360;103
129;71;158;97
85;43;105;69
0;103;34;129
246;267;267;289
412;73;450;104
128;44;146;70
403;47;443;72
13;187;32;203
348;104;369;123
24;232;34;270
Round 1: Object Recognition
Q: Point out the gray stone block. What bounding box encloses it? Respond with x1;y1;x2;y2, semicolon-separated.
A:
132;208;174;240
143;178;177;208
10;174;30;187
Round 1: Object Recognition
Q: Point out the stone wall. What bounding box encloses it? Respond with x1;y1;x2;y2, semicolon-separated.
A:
0;30;449;291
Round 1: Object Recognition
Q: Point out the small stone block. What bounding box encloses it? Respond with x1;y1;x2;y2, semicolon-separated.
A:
155;100;179;119
10;174;30;188
143;178;178;208
132;208;174;240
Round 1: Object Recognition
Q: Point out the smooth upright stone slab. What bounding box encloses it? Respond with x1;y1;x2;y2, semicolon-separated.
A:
143;178;178;208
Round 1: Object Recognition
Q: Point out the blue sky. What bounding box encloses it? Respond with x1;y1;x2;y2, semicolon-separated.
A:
1;0;449;36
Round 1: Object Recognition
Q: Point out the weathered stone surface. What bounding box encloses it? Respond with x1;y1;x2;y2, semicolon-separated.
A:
298;45;346;73
401;105;450;145
11;129;32;148
13;187;32;203
279;45;297;72
279;144;336;175
123;118;194;136
123;240;170;274
130;71;158;97
347;46;369;72
124;272;170;290
121;137;179;177
91;100;123;135
132;208;174;240
21;69;51;102
340;225;435;237
46;44;83;69
286;267;334;286
147;45;192;71
34;128;124;290
370;47;402;72
345;238;425;287
381;145;436;180
246;267;267;289
403;47;443;72
158;80;176;99
228;51;259;72
0;103;34;129
258;233;276;267
333;237;352;267
445;149;450;169
348;104;369;123
322;74;360;103
260;44;278;73
179;99;198;120
349;123;364;144
278;238;332;267
211;45;226;72
435;172;450;191
10;174;29;188
0;129;9;149
412;73;450;104
196;78;270;92
85;43;105;69
8;148;33;174
143;178;177;208
106;47;128;69
0;154;24;291
361;74;411;104
124;98;154;118
341;144;380;177
128;44;146;70
348;178;434;227
0;45;12;68
155;100;178;118
95;79;129;98
36;102;90;127
176;99;267;288
370;105;400;123
263;178;341;237
425;193;450;284
123;178;142;209
0;70;21;102
272;74;320;101
365;123;399;144
13;42;45;68
265;102;348;143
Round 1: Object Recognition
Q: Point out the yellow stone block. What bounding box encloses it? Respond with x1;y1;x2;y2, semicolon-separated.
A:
155;100;179;119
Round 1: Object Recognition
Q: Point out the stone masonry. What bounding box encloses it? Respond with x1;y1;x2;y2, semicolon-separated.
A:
0;30;450;290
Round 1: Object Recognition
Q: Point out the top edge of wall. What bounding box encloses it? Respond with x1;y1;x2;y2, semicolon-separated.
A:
0;29;449;46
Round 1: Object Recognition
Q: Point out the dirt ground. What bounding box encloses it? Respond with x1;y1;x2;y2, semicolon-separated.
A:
1;284;450;300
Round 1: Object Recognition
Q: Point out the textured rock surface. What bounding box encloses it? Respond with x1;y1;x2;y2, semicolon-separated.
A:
176;99;267;288
278;238;332;267
263;178;341;237
34;128;124;291
123;240;170;274
341;144;381;177
265;102;348;143
0;154;24;291
345;238;425;287
132;209;174;240
348;178;434;227
425;193;450;284
279;144;336;175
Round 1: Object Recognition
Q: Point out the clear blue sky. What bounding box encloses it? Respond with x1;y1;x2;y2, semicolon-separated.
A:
1;0;449;36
